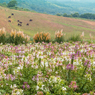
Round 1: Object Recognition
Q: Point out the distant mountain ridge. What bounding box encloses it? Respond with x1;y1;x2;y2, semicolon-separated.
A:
0;0;95;15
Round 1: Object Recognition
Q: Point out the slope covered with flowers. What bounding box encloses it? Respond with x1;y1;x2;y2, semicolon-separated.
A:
0;42;95;95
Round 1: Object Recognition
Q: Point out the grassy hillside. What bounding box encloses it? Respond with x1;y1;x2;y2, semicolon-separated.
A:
0;6;95;40
1;0;95;15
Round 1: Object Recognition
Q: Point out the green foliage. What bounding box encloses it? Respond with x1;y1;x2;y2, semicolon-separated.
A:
14;35;25;45
8;35;28;45
7;0;17;8
56;13;62;16
0;34;6;44
55;30;65;43
15;64;37;94
67;35;82;42
62;12;95;20
0;42;95;94
1;0;95;15
0;28;6;44
63;13;71;17
55;36;64;43
80;13;95;19
71;12;80;17
0;2;7;7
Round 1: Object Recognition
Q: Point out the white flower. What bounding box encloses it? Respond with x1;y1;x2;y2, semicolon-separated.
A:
85;74;92;81
41;85;45;90
16;91;20;94
62;87;67;91
36;86;39;90
49;76;57;83
13;84;17;88
41;61;44;66
93;61;95;66
17;67;20;70
40;56;43;59
17;65;23;70
45;62;48;67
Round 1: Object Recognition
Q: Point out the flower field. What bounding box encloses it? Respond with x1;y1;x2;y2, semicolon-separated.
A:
0;41;95;95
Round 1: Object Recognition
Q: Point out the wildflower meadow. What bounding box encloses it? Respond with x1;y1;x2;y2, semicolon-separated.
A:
0;41;95;95
0;28;95;95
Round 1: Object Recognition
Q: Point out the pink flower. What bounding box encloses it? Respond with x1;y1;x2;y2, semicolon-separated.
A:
37;91;43;95
27;85;30;89
69;81;78;90
22;85;25;89
84;60;91;68
23;82;30;89
66;64;74;70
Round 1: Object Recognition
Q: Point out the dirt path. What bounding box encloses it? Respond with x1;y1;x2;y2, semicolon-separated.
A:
81;20;95;26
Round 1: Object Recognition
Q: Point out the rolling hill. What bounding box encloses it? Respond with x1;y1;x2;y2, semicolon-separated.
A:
1;0;95;15
0;6;95;40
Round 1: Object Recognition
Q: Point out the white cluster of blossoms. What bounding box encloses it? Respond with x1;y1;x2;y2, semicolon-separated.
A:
12;88;23;95
48;76;67;93
85;74;92;81
49;76;65;85
10;84;24;95
41;59;49;67
36;81;49;92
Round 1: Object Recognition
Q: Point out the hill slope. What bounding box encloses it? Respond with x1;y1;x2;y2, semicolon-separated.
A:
0;6;95;39
1;0;95;15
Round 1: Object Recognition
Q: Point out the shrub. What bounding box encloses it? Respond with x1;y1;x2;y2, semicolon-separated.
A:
67;35;82;42
0;27;6;44
8;30;30;45
33;32;50;43
55;29;65;43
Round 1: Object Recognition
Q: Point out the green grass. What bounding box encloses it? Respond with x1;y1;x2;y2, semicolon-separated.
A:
0;6;95;41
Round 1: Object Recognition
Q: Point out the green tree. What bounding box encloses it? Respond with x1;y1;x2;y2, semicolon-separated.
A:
71;12;80;17
7;0;17;8
63;13;68;17
80;13;95;19
56;13;62;16
63;13;71;17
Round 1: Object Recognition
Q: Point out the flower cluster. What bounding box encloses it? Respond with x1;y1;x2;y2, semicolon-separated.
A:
0;41;95;94
69;81;78;90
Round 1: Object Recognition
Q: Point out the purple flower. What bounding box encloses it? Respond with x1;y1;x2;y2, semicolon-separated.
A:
22;85;25;89
32;76;35;81
66;64;74;70
24;82;27;84
27;85;30;89
84;60;91;68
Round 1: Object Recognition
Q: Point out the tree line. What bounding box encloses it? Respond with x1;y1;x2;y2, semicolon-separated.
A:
1;0;95;20
0;0;30;11
56;12;95;20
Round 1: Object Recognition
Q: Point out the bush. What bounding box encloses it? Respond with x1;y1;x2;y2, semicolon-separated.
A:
8;30;30;45
67;35;82;42
0;27;6;44
33;32;51;43
55;29;65;43
56;13;62;16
